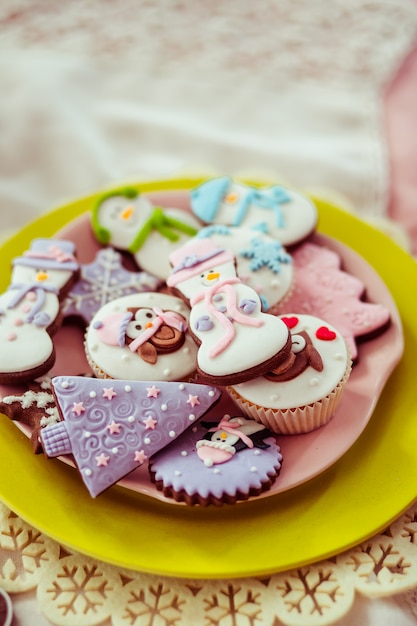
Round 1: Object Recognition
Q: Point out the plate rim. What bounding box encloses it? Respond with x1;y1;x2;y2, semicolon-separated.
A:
0;177;416;580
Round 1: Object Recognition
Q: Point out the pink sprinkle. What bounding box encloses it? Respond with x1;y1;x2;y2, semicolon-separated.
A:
95;453;110;467
26;291;37;301
146;385;160;398
187;394;200;408
14;318;24;326
72;402;85;416
6;332;17;341
102;387;117;400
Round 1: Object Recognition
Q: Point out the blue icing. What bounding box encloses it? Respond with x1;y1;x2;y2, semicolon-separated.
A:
197;224;232;239
239;237;292;274
250;221;269;234
190;176;231;223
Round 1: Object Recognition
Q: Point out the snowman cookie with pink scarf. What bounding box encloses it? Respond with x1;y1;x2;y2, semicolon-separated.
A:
167;239;292;385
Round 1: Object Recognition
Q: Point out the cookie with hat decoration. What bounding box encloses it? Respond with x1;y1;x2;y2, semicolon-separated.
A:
190;176;318;246
167;238;292;385
0;238;80;383
149;412;283;506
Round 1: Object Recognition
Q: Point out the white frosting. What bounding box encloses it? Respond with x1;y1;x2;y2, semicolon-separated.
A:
94;195;202;280
206;181;317;245
231;314;350;409
196;225;294;310
133;208;202;280
85;292;197;381
0;264;73;375
174;259;290;379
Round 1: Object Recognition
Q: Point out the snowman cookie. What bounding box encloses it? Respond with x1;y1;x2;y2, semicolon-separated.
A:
0;238;79;383
84;292;198;382
195;224;294;312
190;176;317;246
91;187;202;280
167;239;292;385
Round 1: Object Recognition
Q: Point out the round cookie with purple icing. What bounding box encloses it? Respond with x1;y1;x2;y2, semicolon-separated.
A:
149;413;283;506
84;292;197;382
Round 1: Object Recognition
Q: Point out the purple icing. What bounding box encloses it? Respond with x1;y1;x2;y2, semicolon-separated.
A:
149;418;283;504
41;376;221;497
63;248;161;324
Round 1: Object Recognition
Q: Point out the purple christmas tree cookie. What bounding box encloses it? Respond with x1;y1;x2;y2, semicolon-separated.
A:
41;376;221;497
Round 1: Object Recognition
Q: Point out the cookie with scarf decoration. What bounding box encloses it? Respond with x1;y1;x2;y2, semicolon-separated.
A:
167;239;292;385
91;186;202;281
149;412;283;506
190;176;318;246
0;238;80;383
84;292;198;382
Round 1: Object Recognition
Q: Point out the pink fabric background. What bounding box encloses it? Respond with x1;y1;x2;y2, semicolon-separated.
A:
386;43;417;255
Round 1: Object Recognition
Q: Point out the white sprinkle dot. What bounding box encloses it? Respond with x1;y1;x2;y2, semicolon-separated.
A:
144;437;151;444
250;466;257;472
128;415;135;423
121;353;130;362
125;385;132;392
61;381;69;389
84;469;92;476
163;369;171;376
174;470;182;477
169;430;176;438
254;449;261;456
213;468;220;474
309;377;320;387
188;414;195;421
335;352;345;361
89;391;96;398
84;431;91;438
204;458;213;467
270;393;279;401
181;450;188;456
112;447;118;454
161;404;168;411
178;383;185;390
208;390;215;397
183;346;190;354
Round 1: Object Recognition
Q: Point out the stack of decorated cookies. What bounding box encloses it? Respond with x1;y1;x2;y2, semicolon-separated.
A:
0;177;391;505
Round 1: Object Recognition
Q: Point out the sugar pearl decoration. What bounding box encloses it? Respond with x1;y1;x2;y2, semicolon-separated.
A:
169;430;176;438
161;404;167;411
125;385;132;392
84;469;92;476
89;391;96;398
127;415;135;423
144;437;151;445
61;381;69;389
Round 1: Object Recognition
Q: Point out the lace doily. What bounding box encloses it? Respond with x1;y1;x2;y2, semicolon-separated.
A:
2;500;417;625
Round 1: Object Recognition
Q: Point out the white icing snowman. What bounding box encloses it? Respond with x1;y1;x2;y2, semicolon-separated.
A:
91;187;202;280
0;239;79;382
190;176;318;245
194;225;294;312
167;239;291;384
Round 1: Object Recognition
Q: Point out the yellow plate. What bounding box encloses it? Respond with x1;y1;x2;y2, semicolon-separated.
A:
0;177;416;579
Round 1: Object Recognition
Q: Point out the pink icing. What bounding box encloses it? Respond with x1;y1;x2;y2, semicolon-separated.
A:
278;242;390;360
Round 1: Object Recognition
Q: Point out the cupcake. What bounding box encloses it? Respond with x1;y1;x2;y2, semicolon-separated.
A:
228;314;352;434
84;292;197;382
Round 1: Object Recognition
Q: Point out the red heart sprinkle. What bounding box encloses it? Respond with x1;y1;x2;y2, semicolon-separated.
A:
316;326;337;341
281;316;299;329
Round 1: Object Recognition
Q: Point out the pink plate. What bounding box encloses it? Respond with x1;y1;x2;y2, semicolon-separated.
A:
3;190;404;504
